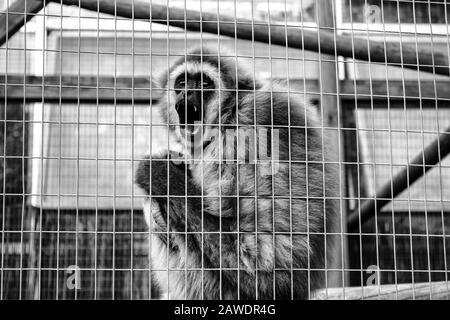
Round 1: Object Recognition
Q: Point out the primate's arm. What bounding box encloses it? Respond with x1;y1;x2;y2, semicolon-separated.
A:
135;154;242;271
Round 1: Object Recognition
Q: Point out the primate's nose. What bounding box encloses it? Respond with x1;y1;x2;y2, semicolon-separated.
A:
187;90;196;99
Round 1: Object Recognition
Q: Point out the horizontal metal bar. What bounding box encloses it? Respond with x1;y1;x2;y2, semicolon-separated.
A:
1;75;450;104
347;126;450;231
45;0;450;76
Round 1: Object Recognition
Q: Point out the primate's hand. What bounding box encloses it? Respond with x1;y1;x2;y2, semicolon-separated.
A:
135;151;195;196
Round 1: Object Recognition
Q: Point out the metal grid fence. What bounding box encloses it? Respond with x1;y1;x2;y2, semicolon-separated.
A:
0;0;450;300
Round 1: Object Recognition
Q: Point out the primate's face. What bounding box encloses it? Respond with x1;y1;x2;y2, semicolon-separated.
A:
173;71;215;135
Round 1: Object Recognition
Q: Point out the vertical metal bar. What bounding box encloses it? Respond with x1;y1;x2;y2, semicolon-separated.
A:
362;0;373;299
317;0;346;293
213;0;222;300
415;0;432;299
316;0;341;296
249;0;256;301
199;0;208;301
0;0;9;301
199;0;205;300
182;0;187;301
346;0;359;296
94;0;100;300
439;0;450;299
374;0;388;298
282;0;294;300
165;0;170;299
148;0;153;301
75;0;81;301
423;0;444;298
19;0;29;300
112;0;117;300
392;0;416;300
38;2;46;300
56;0;63;300
267;0;277;300
328;0;343;297
385;0;399;300
130;0;135;300
298;0;310;299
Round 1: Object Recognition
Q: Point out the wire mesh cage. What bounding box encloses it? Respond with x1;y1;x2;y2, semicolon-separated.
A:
0;0;450;300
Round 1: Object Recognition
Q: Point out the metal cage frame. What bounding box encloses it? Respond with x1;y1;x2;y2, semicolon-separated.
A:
1;0;450;299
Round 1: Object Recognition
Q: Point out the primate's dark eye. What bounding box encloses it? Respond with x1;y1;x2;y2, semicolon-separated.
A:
202;80;212;88
176;78;186;88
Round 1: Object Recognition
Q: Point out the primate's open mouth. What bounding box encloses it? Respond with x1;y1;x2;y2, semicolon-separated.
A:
177;101;202;135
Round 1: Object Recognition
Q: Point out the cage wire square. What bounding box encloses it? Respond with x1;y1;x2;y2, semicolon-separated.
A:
0;0;450;300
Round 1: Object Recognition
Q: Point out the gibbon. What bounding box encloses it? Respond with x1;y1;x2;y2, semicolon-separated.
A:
135;46;338;300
